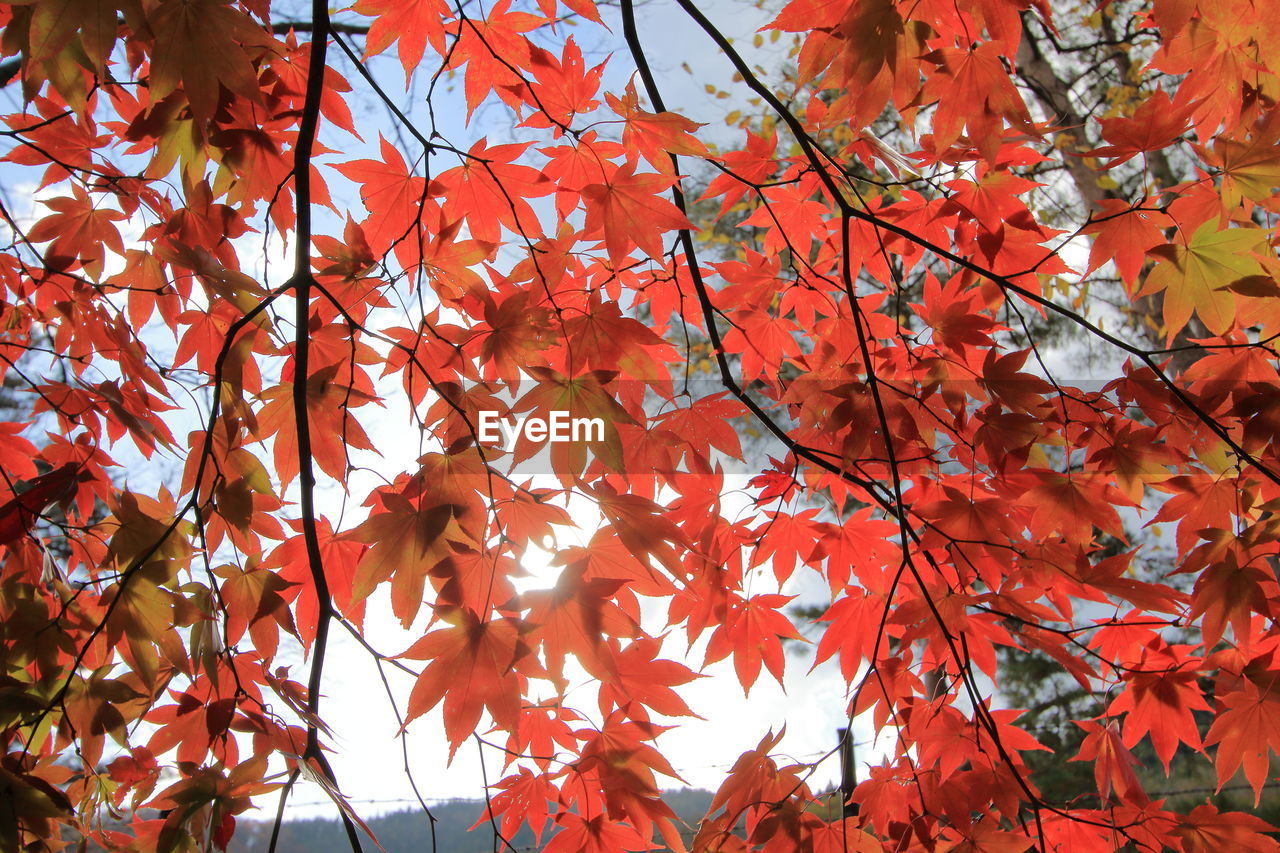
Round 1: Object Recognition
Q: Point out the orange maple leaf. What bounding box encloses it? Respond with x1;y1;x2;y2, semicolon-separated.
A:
581;163;691;267
399;608;527;756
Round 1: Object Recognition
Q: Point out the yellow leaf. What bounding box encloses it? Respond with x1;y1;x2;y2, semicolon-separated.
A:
1143;219;1267;337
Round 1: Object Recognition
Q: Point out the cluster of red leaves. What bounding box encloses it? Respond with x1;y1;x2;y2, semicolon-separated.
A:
1;0;1280;850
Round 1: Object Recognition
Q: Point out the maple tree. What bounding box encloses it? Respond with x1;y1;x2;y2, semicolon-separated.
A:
1;0;1280;849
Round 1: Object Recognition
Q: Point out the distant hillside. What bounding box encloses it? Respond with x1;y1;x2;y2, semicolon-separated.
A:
230;788;716;853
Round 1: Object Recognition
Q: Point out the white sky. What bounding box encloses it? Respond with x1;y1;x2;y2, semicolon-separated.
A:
273;0;872;819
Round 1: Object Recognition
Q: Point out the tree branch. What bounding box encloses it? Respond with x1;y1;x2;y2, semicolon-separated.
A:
275;0;365;848
1015;16;1107;213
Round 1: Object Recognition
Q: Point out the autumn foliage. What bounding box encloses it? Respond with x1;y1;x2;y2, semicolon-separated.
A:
2;0;1280;850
